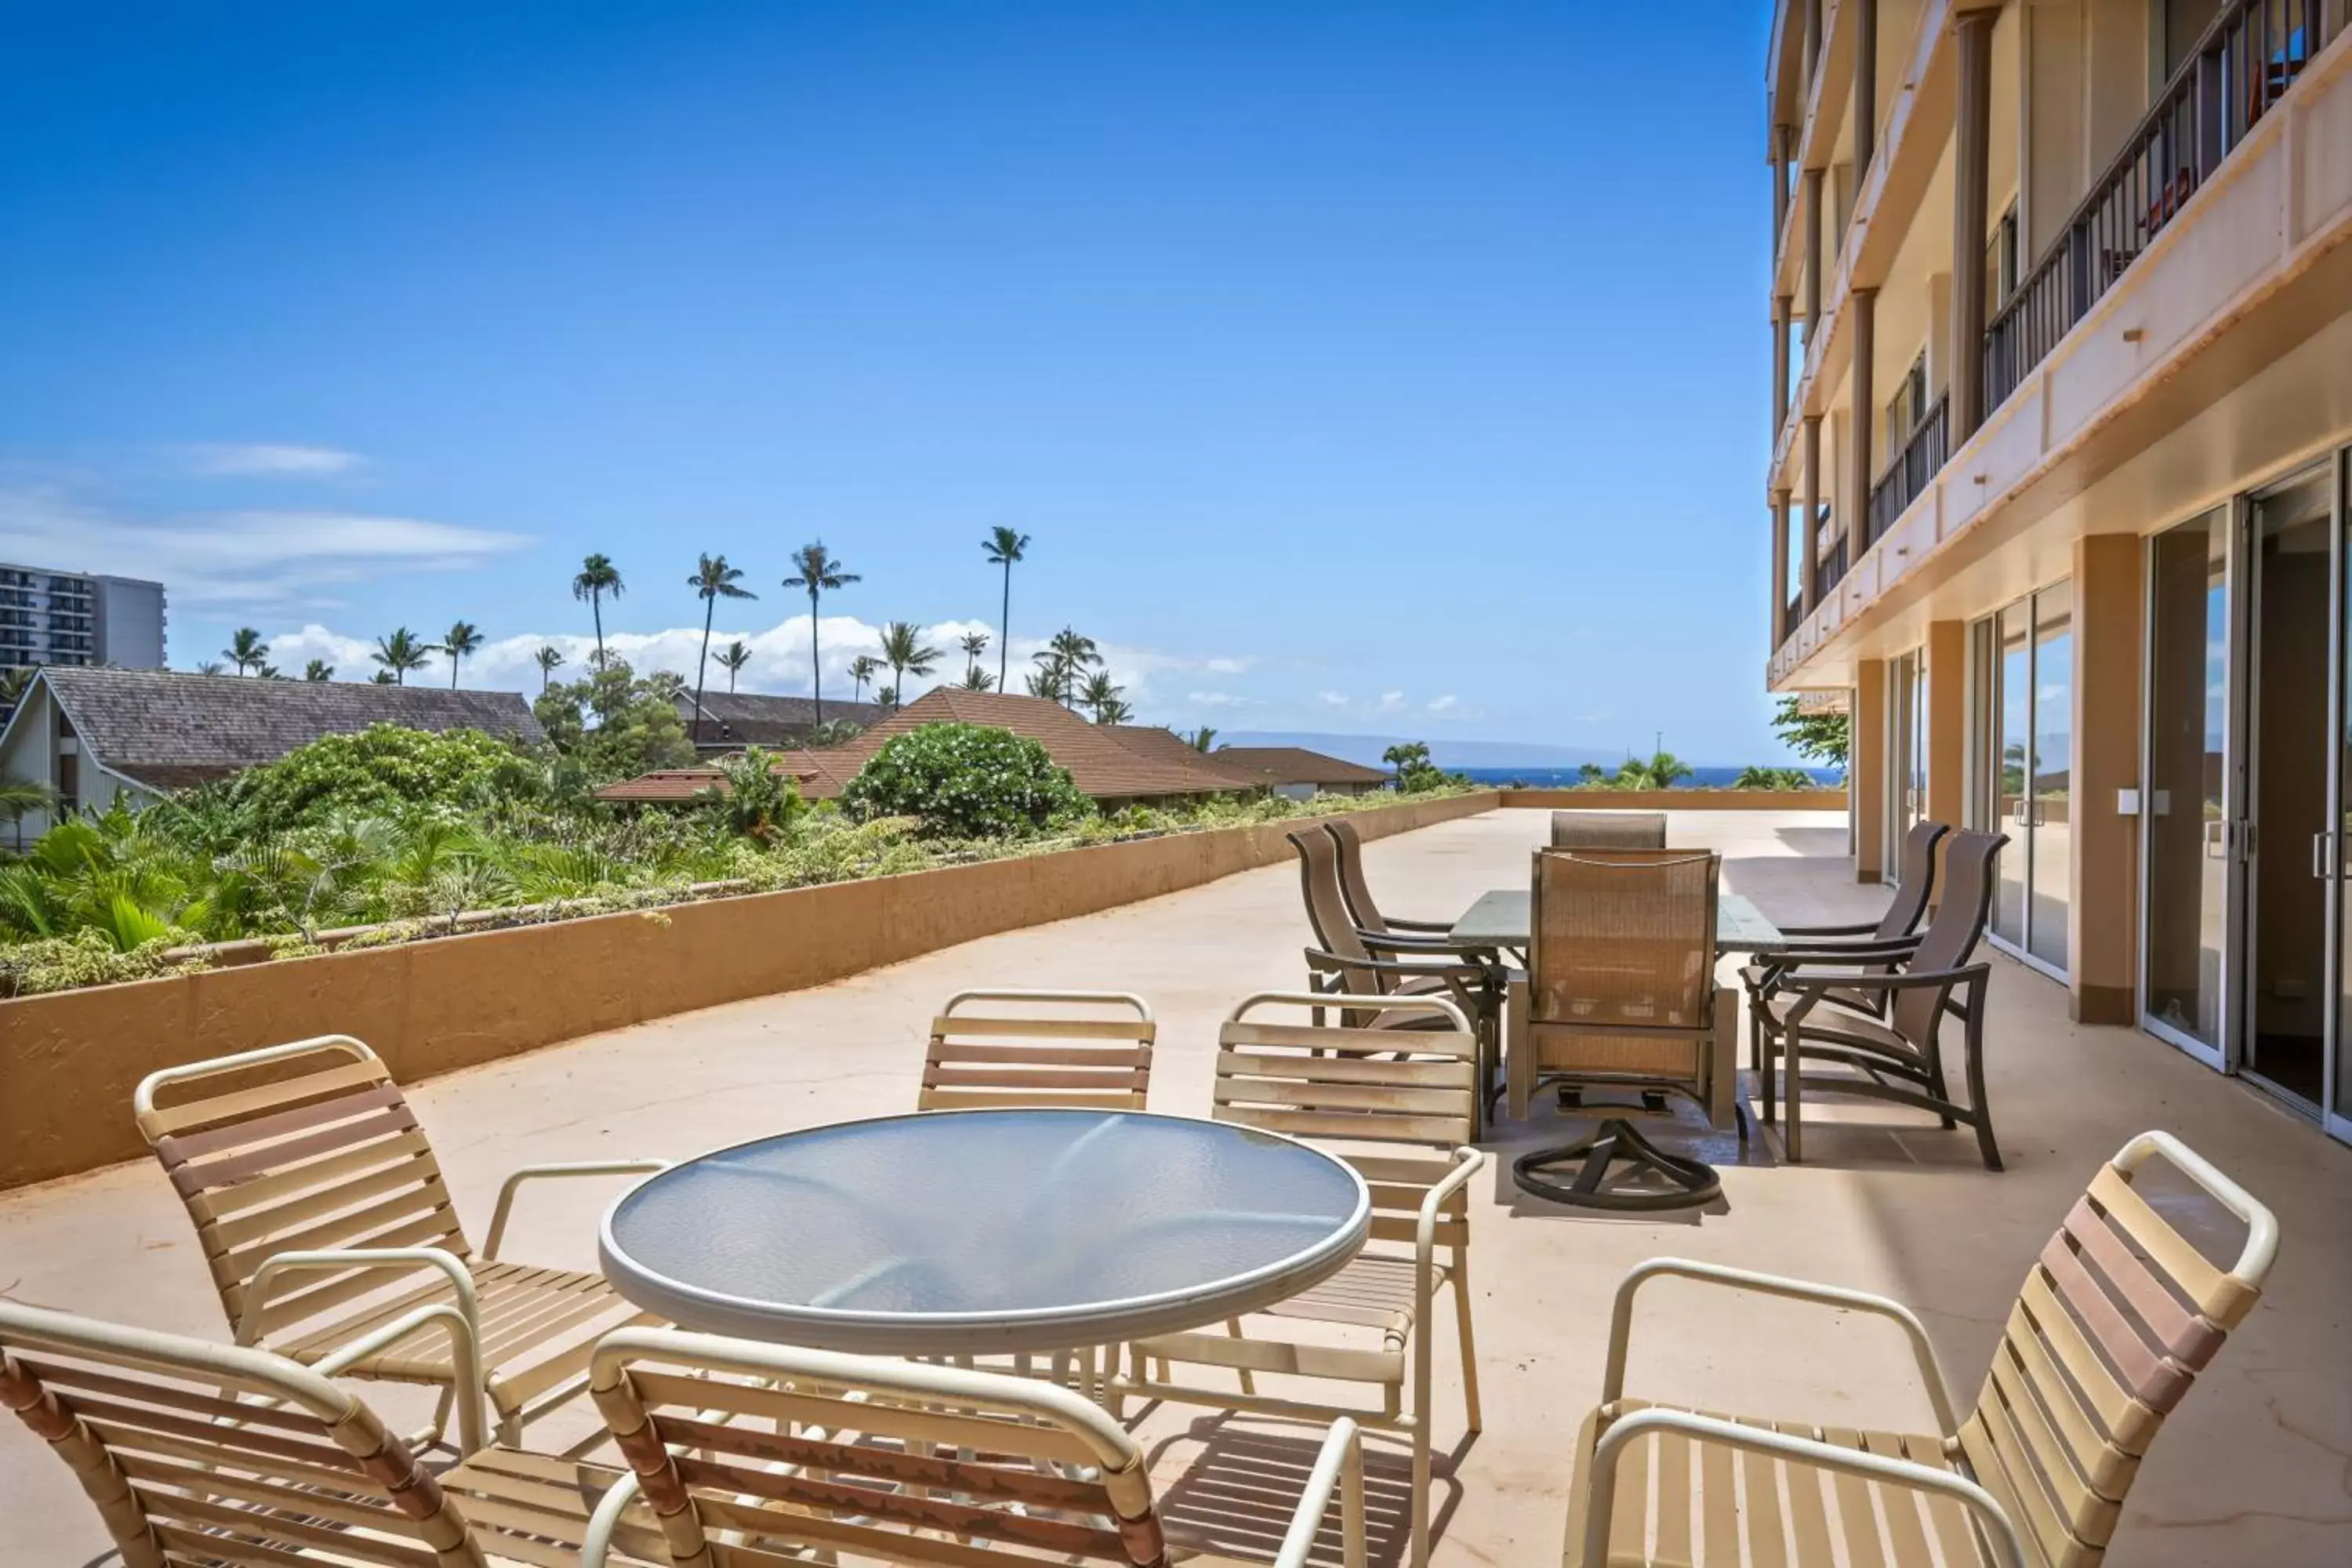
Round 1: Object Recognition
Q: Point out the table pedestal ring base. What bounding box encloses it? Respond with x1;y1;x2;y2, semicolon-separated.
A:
1512;1119;1721;1211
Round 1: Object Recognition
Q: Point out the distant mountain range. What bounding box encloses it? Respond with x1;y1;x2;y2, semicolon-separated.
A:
1221;731;1639;769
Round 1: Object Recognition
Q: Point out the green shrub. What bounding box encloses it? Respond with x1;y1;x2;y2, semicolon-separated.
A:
1733;765;1821;791
220;724;535;826
840;723;1090;838
699;746;804;844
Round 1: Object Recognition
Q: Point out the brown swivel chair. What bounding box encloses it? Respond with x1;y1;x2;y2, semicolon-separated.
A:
1514;848;1726;1210
1551;810;1668;848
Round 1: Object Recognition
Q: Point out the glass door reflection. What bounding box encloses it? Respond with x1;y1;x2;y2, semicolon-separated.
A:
2030;585;2074;972
2143;510;2231;1063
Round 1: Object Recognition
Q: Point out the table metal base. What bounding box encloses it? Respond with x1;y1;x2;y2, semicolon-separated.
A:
1511;1116;1722;1211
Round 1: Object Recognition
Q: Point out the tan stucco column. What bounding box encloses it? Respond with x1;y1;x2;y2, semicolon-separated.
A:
1773;292;1792;443
1853;659;1888;882
1769;492;1793;650
2071;533;2142;1025
1800;416;1823;615
1854;0;1878;176
1949;9;1996;441
1926;620;1968;826
1849;286;1877;561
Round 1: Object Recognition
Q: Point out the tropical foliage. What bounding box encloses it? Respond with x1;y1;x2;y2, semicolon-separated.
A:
1770;696;1850;771
840;722;1087;839
1733;764;1821;790
782;541;858;723
532;656;697;783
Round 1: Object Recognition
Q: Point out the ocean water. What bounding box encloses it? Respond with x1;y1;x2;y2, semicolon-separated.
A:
1453;766;1842;789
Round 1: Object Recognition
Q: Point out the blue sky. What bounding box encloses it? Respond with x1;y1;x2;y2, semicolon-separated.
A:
0;2;1788;761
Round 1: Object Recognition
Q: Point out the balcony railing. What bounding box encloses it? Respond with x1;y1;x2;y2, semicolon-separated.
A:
1867;392;1949;544
1985;0;2337;411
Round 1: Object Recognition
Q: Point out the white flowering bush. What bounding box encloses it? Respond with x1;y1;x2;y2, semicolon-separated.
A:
840;723;1091;839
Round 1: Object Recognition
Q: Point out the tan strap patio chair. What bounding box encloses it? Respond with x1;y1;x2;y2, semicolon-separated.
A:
0;1297;629;1567
1551;809;1666;848
1560;1130;2278;1567
1511;847;1731;1208
1115;991;1485;1568
1322;818;1458;946
1754;828;2009;1168
572;1326;1368;1567
1741;817;1949;1036
133;1034;667;1450
917;988;1155;1111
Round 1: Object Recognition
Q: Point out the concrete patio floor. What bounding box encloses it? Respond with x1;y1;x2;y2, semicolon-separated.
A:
2;808;2347;1565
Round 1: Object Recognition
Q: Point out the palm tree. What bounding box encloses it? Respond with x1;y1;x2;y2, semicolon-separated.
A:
370;627;430;685
194;661;227;676
982;526;1029;691
1183;725;1218;753
1044;630;1096;719
571;554;624;667
368;669;397;684
688;554;757;744
960;630;990;684
439;620;484;688
532;645;564;691
960;666;995;691
256;663;287;680
303;659;333;681
1079;670;1130;724
781;541;859;725
846;654;881;705
877;621;940;710
223;628;269;675
715;639;753;693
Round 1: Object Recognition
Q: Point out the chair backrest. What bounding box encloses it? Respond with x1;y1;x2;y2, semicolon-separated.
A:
1876;818;1952;941
590;1327;1170;1566
1287;826;1383;993
1528;848;1719;1083
919;989;1155;1112
1551;810;1667;849
1890;829;2005;1044
0;1300;486;1568
1211;993;1475;1255
1321;818;1390;935
1964;1131;2278;1568
132;1036;470;1346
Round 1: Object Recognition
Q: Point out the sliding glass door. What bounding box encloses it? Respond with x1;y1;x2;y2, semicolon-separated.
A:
2141;509;2232;1066
1985;583;2074;977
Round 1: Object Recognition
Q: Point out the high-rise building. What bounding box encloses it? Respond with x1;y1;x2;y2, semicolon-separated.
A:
0;564;166;671
1763;0;2352;1144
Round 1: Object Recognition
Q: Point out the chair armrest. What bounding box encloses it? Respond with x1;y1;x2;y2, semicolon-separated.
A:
1305;946;1484;982
1275;1418;1367;1568
1776;920;1882;938
580;1468;644;1568
1602;1258;1958;1435
1358;928;1456;952
1755;935;1924;971
484;1160;672;1261
1576;1408;2024;1568
1382;916;1457;934
310;1301;486;1454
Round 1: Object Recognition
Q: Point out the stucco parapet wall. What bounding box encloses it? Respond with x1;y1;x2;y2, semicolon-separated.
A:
1497;789;1848;811
0;791;1496;1192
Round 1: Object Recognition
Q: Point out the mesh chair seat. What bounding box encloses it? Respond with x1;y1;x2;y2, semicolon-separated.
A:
1740;961;1878;1015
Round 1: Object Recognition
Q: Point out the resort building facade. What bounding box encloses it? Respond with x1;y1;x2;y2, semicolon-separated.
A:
1763;0;2352;1142
0;561;165;671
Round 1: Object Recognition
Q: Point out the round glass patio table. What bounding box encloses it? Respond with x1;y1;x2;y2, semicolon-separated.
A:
598;1108;1370;1356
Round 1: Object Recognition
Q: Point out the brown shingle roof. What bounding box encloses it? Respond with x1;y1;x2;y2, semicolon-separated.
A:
596;691;1247;805
34;666;545;789
675;690;884;747
1207;746;1390;788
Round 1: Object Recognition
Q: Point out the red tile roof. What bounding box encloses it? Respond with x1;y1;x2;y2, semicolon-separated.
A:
1206;746;1390;788
594;691;1247;805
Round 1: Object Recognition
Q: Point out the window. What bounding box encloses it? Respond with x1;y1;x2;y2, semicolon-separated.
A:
1984;201;2020;309
1884;352;1928;463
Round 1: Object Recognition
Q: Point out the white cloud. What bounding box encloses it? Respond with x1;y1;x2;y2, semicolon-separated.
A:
0;479;528;611
1316;691;1349;706
1201;655;1254;675
1377;691;1406;711
1185;691;1254;709
1427;694;1458;712
183;444;368;477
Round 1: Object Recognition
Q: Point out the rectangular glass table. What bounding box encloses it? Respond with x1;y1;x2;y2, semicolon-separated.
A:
1448;887;1788;953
